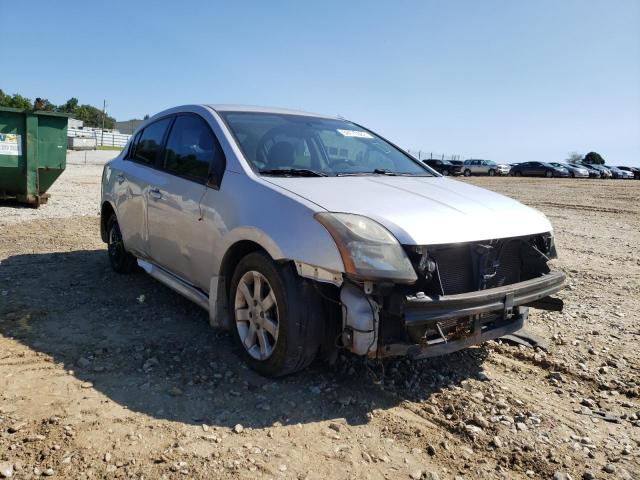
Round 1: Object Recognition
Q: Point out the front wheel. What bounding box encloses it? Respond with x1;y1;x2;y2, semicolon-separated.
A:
488;169;496;177
463;169;471;177
545;170;553;178
514;171;522;177
442;169;450;176
230;252;322;377
106;214;137;273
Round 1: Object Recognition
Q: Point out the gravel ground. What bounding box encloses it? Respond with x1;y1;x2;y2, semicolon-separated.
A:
0;151;115;226
0;157;638;479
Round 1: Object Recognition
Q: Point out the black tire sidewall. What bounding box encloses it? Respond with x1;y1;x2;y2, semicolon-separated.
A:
464;169;471;177
229;252;320;377
106;214;136;273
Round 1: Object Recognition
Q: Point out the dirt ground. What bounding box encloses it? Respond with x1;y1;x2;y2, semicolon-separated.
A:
1;162;638;480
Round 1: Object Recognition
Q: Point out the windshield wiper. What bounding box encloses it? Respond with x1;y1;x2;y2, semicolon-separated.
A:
259;168;327;177
373;168;397;175
337;169;430;177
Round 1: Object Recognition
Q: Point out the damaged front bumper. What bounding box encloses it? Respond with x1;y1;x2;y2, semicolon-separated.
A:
377;270;566;359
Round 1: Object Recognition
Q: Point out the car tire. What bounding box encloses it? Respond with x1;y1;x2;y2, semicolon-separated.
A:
570;172;575;178
545;170;553;178
514;171;522;177
442;169;449;176
106;213;137;274
488;169;495;177
229;252;322;377
463;169;471;177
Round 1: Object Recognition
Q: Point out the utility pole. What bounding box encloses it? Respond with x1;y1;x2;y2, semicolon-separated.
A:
101;99;106;147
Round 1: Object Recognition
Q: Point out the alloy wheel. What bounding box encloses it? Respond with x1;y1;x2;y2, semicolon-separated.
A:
234;271;279;360
108;222;125;263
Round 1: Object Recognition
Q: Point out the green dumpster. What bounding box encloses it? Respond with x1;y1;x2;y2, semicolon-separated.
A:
0;106;68;207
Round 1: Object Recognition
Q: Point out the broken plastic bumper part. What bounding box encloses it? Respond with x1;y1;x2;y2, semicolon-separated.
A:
379;271;566;358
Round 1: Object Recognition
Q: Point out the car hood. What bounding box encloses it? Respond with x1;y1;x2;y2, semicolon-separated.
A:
264;176;552;245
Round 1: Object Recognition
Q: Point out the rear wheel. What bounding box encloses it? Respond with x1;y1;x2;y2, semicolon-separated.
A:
463;169;471;177
488;169;496;177
106;214;137;273
514;171;522;177
229;252;322;377
442;169;450;176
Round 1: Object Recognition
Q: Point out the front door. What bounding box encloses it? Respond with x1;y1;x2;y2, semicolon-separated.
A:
146;113;226;290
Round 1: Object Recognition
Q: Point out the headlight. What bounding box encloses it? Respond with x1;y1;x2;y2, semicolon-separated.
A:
315;213;417;283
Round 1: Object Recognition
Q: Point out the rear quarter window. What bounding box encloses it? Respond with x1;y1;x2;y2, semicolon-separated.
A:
132;118;172;166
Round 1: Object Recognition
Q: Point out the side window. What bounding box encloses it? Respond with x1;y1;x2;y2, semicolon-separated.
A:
126;131;142;159
133;118;172;166
163;115;226;184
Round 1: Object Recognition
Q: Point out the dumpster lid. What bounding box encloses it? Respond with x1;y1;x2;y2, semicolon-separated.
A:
0;106;69;117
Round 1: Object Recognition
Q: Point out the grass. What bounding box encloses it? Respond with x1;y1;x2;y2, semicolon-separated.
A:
97;145;123;151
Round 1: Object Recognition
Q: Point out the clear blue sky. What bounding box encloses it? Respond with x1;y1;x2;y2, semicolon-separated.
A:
2;0;639;166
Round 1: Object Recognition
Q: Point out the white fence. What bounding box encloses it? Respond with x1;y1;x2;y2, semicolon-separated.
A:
68;127;131;148
407;150;464;162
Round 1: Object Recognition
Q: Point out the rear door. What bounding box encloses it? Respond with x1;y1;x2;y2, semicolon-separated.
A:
146;113;227;290
531;162;546;176
114;117;173;257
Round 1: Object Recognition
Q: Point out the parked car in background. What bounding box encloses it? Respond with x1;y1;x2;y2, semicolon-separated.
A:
449;160;463;167
617;166;640;179
100;104;565;377
423;159;462;176
569;163;600;178
510;161;569;178
604;165;628;179
550;162;589;178
462;159;510;176
589;165;612;179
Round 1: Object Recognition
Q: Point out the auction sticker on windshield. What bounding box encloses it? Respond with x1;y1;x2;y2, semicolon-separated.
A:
337;129;373;139
0;133;22;156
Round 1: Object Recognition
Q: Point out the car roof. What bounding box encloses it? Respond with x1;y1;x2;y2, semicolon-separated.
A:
205;104;336;119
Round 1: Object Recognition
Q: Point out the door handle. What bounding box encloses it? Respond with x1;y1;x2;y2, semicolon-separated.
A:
116;174;125;184
149;188;162;200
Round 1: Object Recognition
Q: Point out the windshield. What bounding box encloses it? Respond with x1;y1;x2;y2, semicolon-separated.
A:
219;112;433;177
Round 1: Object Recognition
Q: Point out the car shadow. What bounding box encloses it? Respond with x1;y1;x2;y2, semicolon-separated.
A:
0;249;489;430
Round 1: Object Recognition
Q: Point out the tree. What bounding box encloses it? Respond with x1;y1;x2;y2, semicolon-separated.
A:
143;114;150;120
583;151;605;165
59;97;79;114
0;91;32;110
73;103;115;129
39;98;57;111
565;152;583;164
0;89;116;128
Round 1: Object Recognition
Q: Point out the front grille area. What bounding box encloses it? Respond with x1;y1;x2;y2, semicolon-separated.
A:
430;245;474;295
426;238;525;295
486;240;522;288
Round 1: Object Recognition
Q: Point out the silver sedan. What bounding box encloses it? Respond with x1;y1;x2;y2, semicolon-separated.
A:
101;105;565;376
